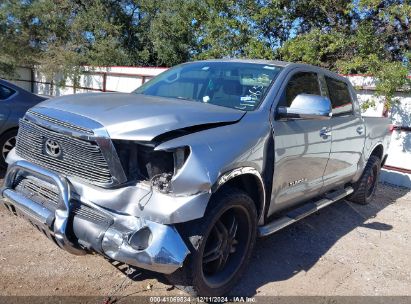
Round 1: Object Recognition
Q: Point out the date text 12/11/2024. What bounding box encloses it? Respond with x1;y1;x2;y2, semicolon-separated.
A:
149;296;257;303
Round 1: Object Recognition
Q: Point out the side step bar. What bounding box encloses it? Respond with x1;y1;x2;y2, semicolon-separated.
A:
258;187;354;237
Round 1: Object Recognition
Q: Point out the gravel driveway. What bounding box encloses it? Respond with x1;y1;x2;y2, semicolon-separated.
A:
0;170;410;298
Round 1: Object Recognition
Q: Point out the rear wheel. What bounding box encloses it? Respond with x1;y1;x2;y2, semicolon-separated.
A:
348;155;381;205
0;129;18;169
166;187;257;296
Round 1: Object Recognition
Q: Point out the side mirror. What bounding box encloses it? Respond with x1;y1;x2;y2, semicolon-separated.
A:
277;94;332;120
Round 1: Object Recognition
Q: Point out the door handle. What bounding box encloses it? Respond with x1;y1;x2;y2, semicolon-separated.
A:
356;126;364;134
320;127;331;137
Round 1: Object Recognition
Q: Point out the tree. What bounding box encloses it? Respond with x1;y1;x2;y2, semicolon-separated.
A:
0;0;131;85
278;0;411;110
0;0;409;106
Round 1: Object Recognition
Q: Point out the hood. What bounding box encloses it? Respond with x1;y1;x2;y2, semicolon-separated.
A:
34;92;245;141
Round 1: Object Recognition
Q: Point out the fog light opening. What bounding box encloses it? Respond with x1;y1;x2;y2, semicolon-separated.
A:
128;227;152;251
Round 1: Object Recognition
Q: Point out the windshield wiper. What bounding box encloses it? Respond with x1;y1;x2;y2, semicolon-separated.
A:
175;96;198;102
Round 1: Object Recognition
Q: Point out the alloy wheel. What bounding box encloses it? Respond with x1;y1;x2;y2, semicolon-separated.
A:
2;136;16;162
201;205;252;288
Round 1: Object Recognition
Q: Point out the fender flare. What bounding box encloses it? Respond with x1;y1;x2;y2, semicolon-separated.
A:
354;141;385;182
212;166;266;225
367;142;384;161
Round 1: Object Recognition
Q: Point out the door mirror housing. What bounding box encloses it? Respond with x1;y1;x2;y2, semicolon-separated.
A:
277;94;332;120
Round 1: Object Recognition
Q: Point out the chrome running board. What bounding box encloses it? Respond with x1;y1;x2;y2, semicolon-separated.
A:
258;187;354;237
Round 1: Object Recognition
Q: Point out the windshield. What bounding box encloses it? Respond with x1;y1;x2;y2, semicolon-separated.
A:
134;62;283;111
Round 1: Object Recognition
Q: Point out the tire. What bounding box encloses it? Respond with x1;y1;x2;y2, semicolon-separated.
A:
0;129;18;169
166;187;257;296
348;155;381;205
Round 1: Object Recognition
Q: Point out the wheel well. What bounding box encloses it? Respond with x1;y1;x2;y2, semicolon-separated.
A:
215;174;265;222
1;127;18;138
370;144;384;161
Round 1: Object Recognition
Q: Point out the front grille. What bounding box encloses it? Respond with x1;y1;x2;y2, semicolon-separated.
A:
16;119;113;184
72;201;112;225
13;175;60;210
12;175;112;225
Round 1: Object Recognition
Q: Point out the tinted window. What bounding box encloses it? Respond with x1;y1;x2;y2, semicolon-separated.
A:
325;77;353;115
0;84;16;100
134;62;283;111
280;72;321;107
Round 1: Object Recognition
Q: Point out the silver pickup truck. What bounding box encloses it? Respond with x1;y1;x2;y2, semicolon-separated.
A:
1;60;391;296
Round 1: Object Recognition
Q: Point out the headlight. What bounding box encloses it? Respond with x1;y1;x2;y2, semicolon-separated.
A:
113;140;190;193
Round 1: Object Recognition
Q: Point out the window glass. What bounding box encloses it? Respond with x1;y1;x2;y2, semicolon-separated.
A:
134;62;283;111
280;72;321;107
0;84;15;100
325;77;353;115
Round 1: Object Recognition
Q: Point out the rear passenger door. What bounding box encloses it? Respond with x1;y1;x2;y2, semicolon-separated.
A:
321;75;365;189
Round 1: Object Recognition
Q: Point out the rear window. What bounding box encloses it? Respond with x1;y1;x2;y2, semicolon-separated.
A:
0;84;16;100
325;77;353;115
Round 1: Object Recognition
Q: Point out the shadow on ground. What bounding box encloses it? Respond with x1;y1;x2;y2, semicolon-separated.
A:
230;184;408;296
108;183;409;297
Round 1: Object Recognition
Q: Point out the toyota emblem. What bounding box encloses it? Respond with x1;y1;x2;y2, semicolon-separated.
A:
45;139;62;158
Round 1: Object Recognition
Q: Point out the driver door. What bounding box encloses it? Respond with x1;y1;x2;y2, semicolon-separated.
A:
268;71;332;216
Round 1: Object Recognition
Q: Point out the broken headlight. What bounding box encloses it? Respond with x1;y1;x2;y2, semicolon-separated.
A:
113;141;190;192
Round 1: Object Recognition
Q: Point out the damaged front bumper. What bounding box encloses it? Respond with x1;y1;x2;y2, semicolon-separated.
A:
0;160;190;274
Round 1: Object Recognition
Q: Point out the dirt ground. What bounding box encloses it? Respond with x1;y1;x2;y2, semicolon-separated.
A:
0;170;410;299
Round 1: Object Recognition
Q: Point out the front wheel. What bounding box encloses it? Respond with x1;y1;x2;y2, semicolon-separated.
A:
166;187;257;296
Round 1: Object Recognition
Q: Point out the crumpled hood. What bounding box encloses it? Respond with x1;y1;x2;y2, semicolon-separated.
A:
34;92;245;141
